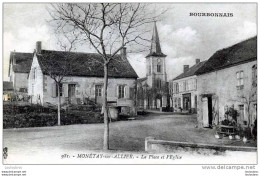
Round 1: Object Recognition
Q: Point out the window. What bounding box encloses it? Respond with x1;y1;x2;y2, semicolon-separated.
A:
157;59;162;73
118;85;125;99
179;82;183;92
236;71;244;90
130;87;135;99
185;81;189;91
178;98;181;107
194;79;197;90
157;65;161;72
148;64;151;74
95;85;102;97
183;81;186;92
173;83;179;94
174;98;177;108
32;68;36;79
156;79;162;89
19;88;27;93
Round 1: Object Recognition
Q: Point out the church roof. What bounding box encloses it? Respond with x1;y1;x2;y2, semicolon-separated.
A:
137;77;147;83
146;22;166;58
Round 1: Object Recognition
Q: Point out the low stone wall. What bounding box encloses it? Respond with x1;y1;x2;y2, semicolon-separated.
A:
145;137;257;154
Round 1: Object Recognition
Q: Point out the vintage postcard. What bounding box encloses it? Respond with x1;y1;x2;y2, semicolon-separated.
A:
1;2;258;170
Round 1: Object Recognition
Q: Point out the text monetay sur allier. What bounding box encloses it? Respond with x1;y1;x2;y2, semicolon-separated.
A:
190;13;233;17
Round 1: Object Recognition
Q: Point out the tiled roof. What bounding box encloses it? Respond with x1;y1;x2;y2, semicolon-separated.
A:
37;50;138;79
172;61;207;81
3;81;13;91
137;77;147;82
196;36;257;75
9;52;33;74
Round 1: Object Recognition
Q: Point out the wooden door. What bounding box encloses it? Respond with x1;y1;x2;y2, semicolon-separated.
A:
183;93;191;111
202;97;209;127
68;84;76;104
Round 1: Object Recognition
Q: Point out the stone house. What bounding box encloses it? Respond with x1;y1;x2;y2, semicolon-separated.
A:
137;22;169;110
195;36;257;128
8;51;33;92
169;59;206;113
28;42;138;115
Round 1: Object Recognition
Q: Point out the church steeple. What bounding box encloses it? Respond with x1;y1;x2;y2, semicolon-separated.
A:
146;22;166;58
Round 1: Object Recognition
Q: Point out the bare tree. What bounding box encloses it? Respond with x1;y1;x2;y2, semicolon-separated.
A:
48;3;166;150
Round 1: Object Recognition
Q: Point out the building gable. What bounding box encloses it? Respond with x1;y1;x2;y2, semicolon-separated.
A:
8;52;33;76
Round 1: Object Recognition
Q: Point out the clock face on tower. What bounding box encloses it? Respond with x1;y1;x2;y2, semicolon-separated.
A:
157;58;161;63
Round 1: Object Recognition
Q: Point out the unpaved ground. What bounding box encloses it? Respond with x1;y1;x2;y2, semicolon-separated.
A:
3;114;257;164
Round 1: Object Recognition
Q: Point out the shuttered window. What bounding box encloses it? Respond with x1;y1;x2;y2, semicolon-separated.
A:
236;71;244;90
157;79;162;89
130;87;135;99
118;85;125;99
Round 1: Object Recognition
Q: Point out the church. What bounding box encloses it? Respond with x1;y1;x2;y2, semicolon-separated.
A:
137;22;169;110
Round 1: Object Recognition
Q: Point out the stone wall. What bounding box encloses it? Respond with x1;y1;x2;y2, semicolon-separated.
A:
145;137;257;153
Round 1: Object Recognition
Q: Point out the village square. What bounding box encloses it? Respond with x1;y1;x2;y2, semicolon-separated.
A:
2;3;257;164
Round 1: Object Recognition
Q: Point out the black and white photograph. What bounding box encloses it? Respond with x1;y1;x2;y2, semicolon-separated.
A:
1;1;258;173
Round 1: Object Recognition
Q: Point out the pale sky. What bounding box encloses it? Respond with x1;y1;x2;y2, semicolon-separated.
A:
3;3;257;81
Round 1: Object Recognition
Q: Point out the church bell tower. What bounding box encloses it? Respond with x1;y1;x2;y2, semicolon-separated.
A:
146;22;167;89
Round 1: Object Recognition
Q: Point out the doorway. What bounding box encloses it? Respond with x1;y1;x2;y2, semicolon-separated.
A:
202;95;213;128
68;84;76;104
95;85;103;104
156;94;162;109
182;93;191;111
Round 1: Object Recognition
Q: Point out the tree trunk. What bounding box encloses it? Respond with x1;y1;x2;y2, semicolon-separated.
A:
103;63;109;150
57;83;61;126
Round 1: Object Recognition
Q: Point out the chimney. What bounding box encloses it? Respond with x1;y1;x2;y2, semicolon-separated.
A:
183;65;189;73
36;41;42;54
196;59;200;64
121;47;126;60
13;50;16;65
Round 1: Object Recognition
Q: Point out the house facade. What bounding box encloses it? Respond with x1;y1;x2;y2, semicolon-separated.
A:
28;42;138;115
170;59;206;113
8;51;33;93
137;22;169;109
195;36;257;128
